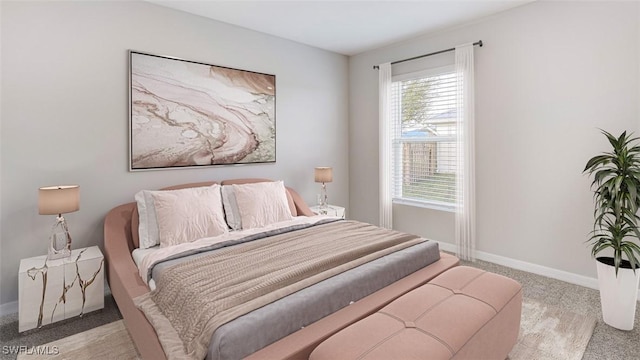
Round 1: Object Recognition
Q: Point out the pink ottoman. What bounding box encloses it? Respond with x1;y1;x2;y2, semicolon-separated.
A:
309;266;522;360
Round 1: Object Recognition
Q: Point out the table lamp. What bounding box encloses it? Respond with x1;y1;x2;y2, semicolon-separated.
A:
314;167;333;209
39;185;80;260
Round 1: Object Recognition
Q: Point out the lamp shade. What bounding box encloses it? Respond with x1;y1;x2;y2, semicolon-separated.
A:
38;185;80;215
314;167;333;183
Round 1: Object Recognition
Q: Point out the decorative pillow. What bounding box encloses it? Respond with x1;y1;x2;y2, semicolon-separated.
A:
152;185;228;248
221;185;242;231
232;181;294;229
135;189;162;249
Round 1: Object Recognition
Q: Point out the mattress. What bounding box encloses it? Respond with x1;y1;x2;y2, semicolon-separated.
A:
206;239;439;360
134;219;440;360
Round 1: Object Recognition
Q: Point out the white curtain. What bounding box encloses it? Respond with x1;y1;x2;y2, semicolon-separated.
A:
455;44;476;261
378;62;393;229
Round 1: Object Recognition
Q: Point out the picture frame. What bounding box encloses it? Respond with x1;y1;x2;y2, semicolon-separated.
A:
129;51;276;171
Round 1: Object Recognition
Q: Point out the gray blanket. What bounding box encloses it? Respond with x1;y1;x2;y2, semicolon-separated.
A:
208;239;440;360
135;220;425;360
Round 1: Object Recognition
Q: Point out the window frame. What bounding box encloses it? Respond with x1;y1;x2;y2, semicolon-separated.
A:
390;65;457;213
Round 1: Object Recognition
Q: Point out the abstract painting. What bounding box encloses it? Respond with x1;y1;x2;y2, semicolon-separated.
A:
129;51;276;170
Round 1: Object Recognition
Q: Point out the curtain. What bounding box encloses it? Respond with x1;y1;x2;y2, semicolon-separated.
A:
455;44;476;261
378;62;393;229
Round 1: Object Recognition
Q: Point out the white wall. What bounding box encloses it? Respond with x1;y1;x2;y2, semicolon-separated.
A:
0;1;349;307
349;1;640;280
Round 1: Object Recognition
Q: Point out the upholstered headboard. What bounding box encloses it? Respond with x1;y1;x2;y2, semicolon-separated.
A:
129;179;313;249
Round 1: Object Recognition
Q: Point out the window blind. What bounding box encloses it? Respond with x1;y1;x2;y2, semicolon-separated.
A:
390;68;458;207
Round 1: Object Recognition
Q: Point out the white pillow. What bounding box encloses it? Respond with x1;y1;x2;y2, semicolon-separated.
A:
135;189;162;249
221;185;242;231
152;185;228;248
135;184;219;248
232;181;294;229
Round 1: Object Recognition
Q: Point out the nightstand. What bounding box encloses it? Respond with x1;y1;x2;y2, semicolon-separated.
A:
18;246;104;332
310;205;346;219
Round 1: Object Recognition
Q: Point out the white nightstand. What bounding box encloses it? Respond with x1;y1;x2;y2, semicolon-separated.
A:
18;246;104;332
310;205;346;219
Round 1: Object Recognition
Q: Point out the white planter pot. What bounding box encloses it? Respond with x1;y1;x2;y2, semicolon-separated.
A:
596;257;640;330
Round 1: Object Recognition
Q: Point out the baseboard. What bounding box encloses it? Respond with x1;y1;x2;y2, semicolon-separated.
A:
436;241;640;300
0;300;18;317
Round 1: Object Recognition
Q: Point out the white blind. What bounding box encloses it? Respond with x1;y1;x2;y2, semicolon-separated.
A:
390;67;458;207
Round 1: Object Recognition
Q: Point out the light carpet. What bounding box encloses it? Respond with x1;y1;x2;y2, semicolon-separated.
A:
18;297;596;360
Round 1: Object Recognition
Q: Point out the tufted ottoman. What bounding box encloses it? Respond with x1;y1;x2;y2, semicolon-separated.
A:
309;266;522;360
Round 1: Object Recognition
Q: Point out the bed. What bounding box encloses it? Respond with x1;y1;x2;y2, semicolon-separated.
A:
103;178;459;360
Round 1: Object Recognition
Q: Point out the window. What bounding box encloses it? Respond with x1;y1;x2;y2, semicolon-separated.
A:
390;66;457;211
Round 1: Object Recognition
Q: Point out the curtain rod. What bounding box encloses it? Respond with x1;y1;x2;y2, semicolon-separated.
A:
373;40;483;70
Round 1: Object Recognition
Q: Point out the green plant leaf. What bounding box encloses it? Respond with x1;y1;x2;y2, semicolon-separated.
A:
585;130;640;277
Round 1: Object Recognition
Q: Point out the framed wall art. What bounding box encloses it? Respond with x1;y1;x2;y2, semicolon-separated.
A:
129;51;276;170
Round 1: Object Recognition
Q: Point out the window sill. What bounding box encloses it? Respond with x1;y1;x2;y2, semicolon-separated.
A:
392;198;455;213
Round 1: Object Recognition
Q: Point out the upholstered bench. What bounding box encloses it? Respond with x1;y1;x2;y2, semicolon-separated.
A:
309;266;522;360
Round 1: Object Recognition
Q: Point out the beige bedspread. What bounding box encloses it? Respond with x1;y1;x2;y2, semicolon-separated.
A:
135;220;423;360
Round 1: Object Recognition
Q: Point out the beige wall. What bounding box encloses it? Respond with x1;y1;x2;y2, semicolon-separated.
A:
349;1;640;279
0;1;349;307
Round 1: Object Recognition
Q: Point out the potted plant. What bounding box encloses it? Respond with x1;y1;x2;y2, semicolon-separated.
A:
584;130;640;330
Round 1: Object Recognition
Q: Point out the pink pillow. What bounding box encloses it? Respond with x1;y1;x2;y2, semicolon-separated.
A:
152;185;228;247
232;181;294;229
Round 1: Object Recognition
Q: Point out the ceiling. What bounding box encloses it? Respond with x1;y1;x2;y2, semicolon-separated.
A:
148;1;533;56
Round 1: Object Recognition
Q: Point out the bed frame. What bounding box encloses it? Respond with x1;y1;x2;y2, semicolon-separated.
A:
103;179;459;359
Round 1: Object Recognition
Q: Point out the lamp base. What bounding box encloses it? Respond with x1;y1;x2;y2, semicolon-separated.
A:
47;216;72;260
319;183;328;209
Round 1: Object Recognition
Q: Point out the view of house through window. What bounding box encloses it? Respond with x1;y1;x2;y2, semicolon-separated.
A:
390;66;457;209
